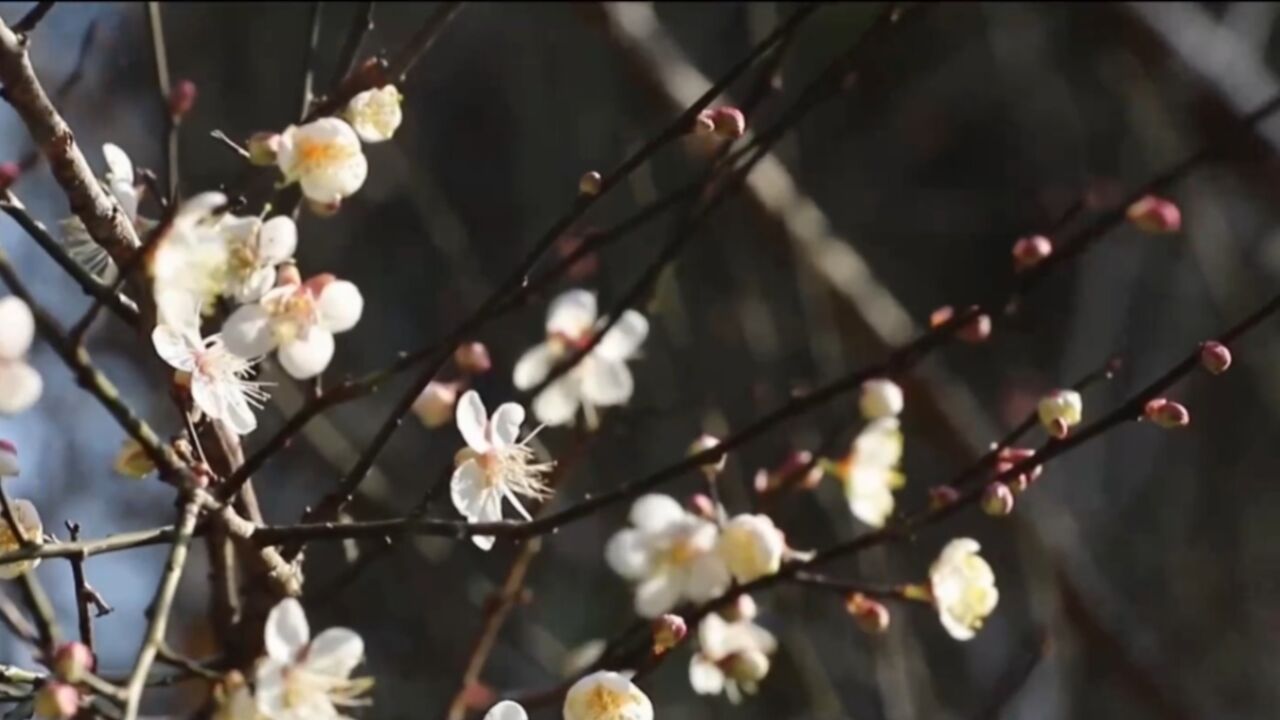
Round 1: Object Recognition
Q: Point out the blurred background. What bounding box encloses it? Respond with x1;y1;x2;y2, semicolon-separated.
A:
2;1;1280;718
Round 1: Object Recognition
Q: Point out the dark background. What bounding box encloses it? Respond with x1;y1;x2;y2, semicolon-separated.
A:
2;2;1280;718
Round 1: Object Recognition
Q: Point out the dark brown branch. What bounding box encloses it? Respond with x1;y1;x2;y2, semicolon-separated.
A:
300;1;324;118
11;1;55;35
146;2;178;199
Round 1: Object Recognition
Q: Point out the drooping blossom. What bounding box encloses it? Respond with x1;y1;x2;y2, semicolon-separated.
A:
60;144;154;283
450;390;552;551
717;514;785;584
0;497;43;579
254;598;372;720
483;701;527;720
928;538;999;641
221;273;364;379
605;494;731;617
152;315;270;435
513;289;648;427
343;86;403;143
563;671;653;720
0;296;42;415
834;418;905;528
859;378;903;420
689;597;778;704
276;118;368;204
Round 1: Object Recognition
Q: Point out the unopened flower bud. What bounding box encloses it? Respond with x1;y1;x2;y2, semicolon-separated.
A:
1200;341;1232;375
1037;389;1082;436
1012;235;1053;270
845;593;890;634
689;434;726;475
688;492;717;521
0;161;20;192
33;681;78;719
1126;194;1181;234
694;113;716;135
707;107;746;139
114;438;156;479
957;312;992;344
578;170;603;197
722;594;758;623
246;132;280;166
0;439;17;477
651;614;687;655
453;342;492;375
168;79;198;119
930;305;955;328
1144;398;1189;428
413;381;458;429
981;482;1015;516
728;649;770;684
859;378;904;420
53;641;95;682
929;485;960;510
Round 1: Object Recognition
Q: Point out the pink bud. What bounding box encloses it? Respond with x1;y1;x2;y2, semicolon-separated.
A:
0;161;20;192
689;493;717;521
957;312;992;344
928;485;960;510
697;107;746;139
168;79;198;119
53;641;95;682
981;482;1015;516
413;381;458;429
578;170;603;197
929;305;955;328
1126;194;1181;234
723;594;758;623
845;593;890;634
1144;398;1190;428
0;439;17;477
33;682;79;719
652;614;687;654
1200;341;1232;375
1012;235;1053;270
453;342;492;375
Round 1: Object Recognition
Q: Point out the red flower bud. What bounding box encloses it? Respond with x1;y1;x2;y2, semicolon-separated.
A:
1126;194;1181;234
578;170;603;197
981;482;1015;516
1144;398;1190;428
697;107;746;139
845;593;890;634
53;641;95;682
1012;235;1053;271
168;79;198;119
0;161;20;192
957;312;992;344
1199;341;1232;375
928;485;960;510
453;342;492;375
652;614;687;654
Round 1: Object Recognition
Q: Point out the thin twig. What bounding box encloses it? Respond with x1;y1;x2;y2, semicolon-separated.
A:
146;2;178;199
300;2;324;118
0;484;59;652
63;521;98;650
11;1;55;35
121;493;201;720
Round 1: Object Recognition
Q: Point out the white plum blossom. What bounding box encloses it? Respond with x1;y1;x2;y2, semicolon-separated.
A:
0;296;42;415
343;86;403;143
152;317;270;435
0;439;17;477
1037;389;1083;435
60;143;154;283
513;289;648;427
221;273;364;379
276;118;368;204
717;514;785;584
255;598;372;720
483;701;526;720
605;494;731;618
836;418;905;528
450;390;552;551
689;598;778;704
0;497;43;579
928;538;999;641
563;671;653;720
214;214;299;303
859;378;903;420
150;192;235;328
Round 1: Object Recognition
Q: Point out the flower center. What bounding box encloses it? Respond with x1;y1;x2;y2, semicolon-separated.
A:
296;138;355;174
585;685;631;717
478;444;552;499
227;241;260;281
265;288;318;344
663;536;700;567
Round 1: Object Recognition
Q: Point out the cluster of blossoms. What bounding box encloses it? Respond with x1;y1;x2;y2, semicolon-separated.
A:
829;378;908;528
689;595;778;703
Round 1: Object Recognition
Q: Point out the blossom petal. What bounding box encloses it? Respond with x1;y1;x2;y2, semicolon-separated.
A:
604;529;651;580
683;552;731;602
0;297;34;360
484;701;528;720
259;216;298;264
629;494;684;532
306;626;364;678
316;280;363;334
689;655;725;696
263;598;310;662
150;325;197;372
595;310;648;361
278;330;335;380
451;459;488;521
236;267;277;304
512;342;555;391
472;488;505;551
531;375;579;427
220;391;259;436
0;363;42;415
102;143;133;185
635;571;681;618
502;486;533;521
221;304;277;359
580;357;633;407
455;390;490;452
546;289;597;337
489;402;525;448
